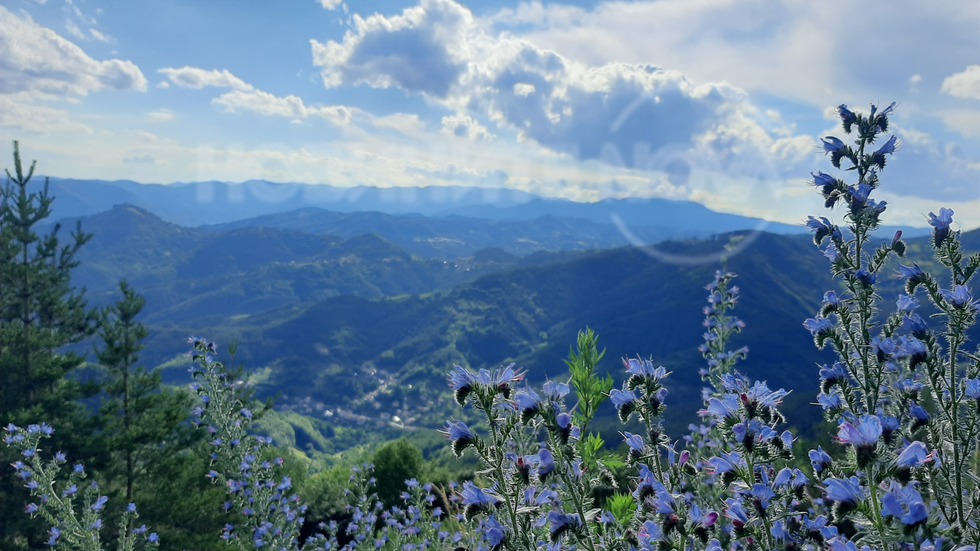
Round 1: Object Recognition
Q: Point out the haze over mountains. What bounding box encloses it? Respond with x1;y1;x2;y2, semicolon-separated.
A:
42;176;974;445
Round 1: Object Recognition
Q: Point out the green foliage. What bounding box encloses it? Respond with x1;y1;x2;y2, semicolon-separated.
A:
566;327;611;436
371;439;424;508
0;141;99;549
606;493;636;527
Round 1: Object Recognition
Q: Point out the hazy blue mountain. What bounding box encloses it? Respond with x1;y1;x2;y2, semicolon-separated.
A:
38;177;821;238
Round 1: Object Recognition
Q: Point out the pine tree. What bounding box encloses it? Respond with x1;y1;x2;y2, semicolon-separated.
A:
0;142;98;548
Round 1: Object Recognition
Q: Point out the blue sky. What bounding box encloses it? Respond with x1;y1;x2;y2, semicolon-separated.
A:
1;0;979;228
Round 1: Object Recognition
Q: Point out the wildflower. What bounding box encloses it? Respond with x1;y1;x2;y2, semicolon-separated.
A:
854;269;876;287
825;477;865;513
822;136;848;168
624;357;670;388
443;420;476;457
819;362;849;393
638;519;664;549
92;495;109;512
940;285;979;313
459;482;500;519
805;216;840;245
482;516;507;550
447;366;476;406
724;497;750;531
909;403;930;430
610;388;639;422
837;415;882;447
48;527;61;546
622;432;645;458
489;364;525;398
699;394;740;423
747;483;776;515
547;510;582;542
928;208;954;246
537;448;556;482
838;104;857;132
513;389;542;422
965;379;980;410
881;483;928;528
809;446;833;474
555;412;573;443
803;316;835;345
707;451;746;482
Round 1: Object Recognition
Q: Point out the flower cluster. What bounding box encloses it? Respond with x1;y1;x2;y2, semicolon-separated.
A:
3;423;159;551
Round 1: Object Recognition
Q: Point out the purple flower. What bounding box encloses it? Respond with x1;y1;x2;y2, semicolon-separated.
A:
825;476;864;507
805;216;840;245
638;520;664;548
624;358;669;388
610;388;639;422
707;451;746;479
928;208;954;246
837;415;882;448
622;432;645;458
724;497;750;530
881;483;928;527
699;394;740;422
940;285;979;312
547;510;582;542
459;482;500;519
804;316;834;337
822;136;848;168
444;420;475;457
482;516;507;549
895;441;934;470
837;104;857;132
47;527;61;546
513;389;541;422
537;448;556;482
447;366;475;406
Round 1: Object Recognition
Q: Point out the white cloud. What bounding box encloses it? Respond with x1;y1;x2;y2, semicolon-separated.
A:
158;67;254;91
941;65;980;100
0;93;93;135
212;88;354;126
0;6;147;97
441;113;494;141
147;109;175;122
318;0;344;10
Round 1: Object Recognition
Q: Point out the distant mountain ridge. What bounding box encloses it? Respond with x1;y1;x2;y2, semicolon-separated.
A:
37;177;813;237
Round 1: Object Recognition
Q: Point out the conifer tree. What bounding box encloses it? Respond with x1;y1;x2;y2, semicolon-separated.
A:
0;143;98;547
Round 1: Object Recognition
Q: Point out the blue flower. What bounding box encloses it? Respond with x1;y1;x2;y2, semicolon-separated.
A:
610;388;639;422
940;285;979;312
547;510;582;542
459;482;500;518
47;527;61;546
482;516;507;550
92;495;109;512
699;394;740;422
724;497;750;530
537;448;556;482
837;415;882;448
447;366;476;406
809;446;833;474
803;316;834;337
870;135;899;169
747;483;776;514
822;136;848;168
825;476;864;507
928;208;954;246
622;432;645;458
805;216;840;245
881;483;928;527
837;104;857;132
443;420;475;457
637;520;663;549
513;389;542;422
624;358;669;389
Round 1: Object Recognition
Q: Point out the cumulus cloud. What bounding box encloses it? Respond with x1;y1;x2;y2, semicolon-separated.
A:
941;65;980;100
318;0;344;10
0;6;147;97
311;0;471;97
212;88;354;126
310;0;795;183
158;67;254;91
441;113;494;141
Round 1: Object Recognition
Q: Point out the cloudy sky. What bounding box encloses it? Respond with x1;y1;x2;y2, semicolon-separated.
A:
2;0;979;228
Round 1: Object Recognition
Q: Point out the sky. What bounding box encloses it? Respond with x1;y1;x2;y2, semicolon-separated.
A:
1;0;979;228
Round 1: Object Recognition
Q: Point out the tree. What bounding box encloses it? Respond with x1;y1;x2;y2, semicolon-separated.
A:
372;439;424;508
0;141;99;548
